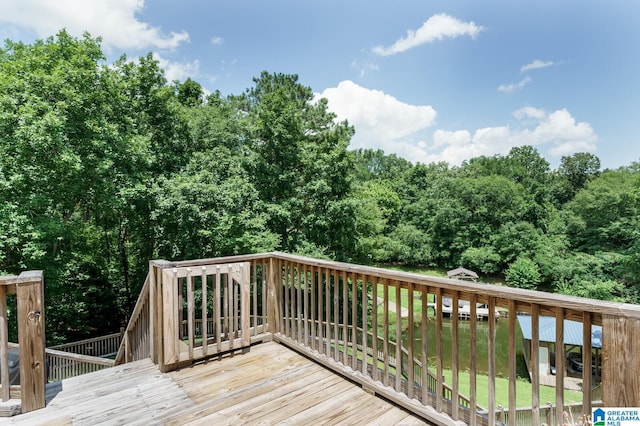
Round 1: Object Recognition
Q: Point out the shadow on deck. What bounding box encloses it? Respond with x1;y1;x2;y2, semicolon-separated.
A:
10;342;427;425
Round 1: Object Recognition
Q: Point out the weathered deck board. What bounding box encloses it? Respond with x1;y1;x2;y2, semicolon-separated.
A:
9;358;195;425
166;342;427;425
8;342;426;425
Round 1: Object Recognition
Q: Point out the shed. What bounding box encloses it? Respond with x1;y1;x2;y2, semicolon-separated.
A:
443;267;479;309
517;315;602;380
446;267;479;281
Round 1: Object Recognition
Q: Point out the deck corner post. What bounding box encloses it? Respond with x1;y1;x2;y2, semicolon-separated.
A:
602;315;640;406
150;260;170;368
16;271;46;413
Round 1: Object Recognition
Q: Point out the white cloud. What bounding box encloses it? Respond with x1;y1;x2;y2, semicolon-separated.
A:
373;14;484;56
427;108;597;165
521;59;554;73
317;83;597;166
211;36;224;45
498;76;532;93
513;106;546;120
0;0;189;51
153;53;199;82
317;81;437;162
351;60;379;78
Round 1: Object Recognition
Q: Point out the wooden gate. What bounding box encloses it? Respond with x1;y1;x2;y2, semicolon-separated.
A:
161;262;251;365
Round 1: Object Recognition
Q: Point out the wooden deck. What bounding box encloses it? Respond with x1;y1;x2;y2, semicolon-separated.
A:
9;342;427;425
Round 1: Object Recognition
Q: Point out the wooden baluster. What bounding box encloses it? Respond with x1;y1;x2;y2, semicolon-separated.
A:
508;300;516;425
318;267;324;355
351;272;358;371
333;270;339;360
284;260;290;338
187;268;194;360
232;264;239;345
240;263;250;347
215;266;222;353
451;292;459;420
303;265;309;347
421;287;428;405
395;281;402;393
0;284;8;402
435;287;443;412
342;270;348;365
488;297;496;426
555;307;565;426
297;264;302;343
407;283;415;399
383;279;390;387
201;267;208;355
310;265;316;351
531;304;540;426
361;274;368;376
326;268;331;357
582;312;592;416
371;277;378;382
469;294;477;426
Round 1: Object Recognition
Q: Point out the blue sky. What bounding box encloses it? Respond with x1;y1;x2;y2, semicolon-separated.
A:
2;1;639;169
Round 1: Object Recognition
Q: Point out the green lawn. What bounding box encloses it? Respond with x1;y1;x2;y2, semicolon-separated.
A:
339;342;582;410
439;368;583;409
376;283;434;315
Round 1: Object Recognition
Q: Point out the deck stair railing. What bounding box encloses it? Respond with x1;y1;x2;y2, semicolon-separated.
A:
116;252;640;426
115;274;151;365
50;332;121;358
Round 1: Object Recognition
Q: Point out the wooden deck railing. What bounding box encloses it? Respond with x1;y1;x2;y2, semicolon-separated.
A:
119;252;640;425
0;271;46;414
50;332;121;359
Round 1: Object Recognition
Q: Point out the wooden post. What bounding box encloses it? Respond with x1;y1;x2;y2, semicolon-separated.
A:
150;261;170;367
161;268;179;371
602;315;640;406
16;271;45;413
0;284;9;402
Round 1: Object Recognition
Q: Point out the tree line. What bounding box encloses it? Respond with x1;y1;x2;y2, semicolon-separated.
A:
1;32;638;343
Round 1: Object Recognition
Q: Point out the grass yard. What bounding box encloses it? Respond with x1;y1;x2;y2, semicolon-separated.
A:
439;368;583;409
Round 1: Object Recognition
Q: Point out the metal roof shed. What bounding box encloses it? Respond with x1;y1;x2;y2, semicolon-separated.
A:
517;315;602;348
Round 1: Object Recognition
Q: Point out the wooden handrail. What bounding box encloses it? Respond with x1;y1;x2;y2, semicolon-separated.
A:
268;252;640;320
50;332;121;358
115;274;151;365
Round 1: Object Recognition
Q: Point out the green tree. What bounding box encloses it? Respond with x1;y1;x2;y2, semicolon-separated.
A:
551;152;601;204
460;246;501;274
505;257;541;290
176;77;204;107
0;31;132;340
243;72;356;259
565;170;638;252
154;149;279;260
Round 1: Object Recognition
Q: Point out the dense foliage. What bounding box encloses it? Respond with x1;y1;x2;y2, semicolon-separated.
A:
1;32;638;343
